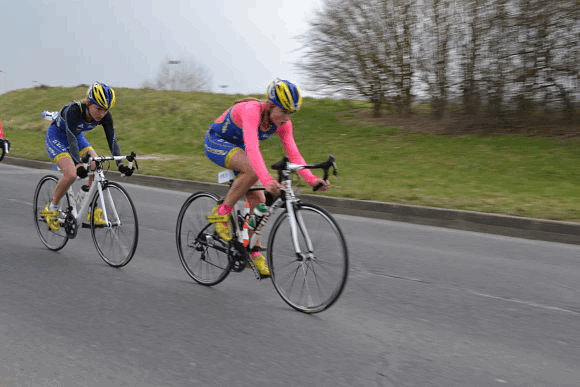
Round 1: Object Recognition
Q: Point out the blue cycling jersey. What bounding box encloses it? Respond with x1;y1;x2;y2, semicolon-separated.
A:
46;101;121;163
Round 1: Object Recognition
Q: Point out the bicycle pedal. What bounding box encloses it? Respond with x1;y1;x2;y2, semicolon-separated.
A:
206;214;229;223
81;223;106;229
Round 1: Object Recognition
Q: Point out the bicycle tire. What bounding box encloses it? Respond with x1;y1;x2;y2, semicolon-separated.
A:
90;181;139;267
267;202;349;313
176;191;232;286
33;175;69;251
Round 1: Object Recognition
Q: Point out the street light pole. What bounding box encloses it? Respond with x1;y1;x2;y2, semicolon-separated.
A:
168;60;181;91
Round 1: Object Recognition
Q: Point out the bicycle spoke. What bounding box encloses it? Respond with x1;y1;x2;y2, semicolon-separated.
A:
176;192;231;286
91;182;138;267
33;175;69;251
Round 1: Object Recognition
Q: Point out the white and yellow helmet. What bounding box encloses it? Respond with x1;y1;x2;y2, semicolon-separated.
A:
87;82;116;109
266;79;303;112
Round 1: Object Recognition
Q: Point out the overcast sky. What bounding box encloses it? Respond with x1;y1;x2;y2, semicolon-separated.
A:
0;0;323;95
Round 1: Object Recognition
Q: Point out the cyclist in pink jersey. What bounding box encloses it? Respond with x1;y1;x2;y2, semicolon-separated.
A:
204;79;329;276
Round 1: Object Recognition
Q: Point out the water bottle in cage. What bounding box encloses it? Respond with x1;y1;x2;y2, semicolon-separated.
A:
248;203;268;230
75;184;90;204
240;201;251;246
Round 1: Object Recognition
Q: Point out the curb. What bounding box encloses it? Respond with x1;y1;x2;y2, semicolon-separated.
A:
4;156;579;245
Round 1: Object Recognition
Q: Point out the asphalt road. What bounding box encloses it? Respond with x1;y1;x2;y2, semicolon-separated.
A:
1;163;579;387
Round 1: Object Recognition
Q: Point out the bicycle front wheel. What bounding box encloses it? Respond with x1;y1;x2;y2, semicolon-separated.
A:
90;181;138;267
176;191;231;286
33;175;69;251
268;203;349;313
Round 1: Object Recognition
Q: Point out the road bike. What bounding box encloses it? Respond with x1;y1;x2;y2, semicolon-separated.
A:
33;153;139;267
176;156;349;313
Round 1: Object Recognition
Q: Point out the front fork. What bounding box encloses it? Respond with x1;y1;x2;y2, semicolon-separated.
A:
285;200;314;261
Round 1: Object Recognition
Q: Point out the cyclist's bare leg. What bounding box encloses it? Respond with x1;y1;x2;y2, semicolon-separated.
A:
245;189;266;210
222;150;261;208
51;156;76;205
51;150;97;205
220;151;270;275
226;152;270;246
245;189;266;248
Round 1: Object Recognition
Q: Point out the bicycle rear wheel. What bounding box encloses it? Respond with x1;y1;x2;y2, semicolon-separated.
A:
268;203;348;313
90;181;138;267
176;191;232;286
33;175;69;251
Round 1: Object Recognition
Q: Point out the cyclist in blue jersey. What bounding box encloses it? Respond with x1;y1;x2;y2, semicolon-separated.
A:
40;82;133;230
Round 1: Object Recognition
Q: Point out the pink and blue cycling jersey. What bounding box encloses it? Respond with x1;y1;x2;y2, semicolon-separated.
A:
205;100;317;187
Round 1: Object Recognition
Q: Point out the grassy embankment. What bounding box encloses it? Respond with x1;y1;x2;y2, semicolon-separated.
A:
1;86;578;222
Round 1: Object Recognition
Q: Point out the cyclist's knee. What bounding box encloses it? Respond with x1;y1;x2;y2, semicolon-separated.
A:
61;173;76;186
247;171;259;183
60;165;77;184
236;168;259;183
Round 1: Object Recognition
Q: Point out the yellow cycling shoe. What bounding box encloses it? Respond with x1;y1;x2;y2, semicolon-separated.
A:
206;205;232;241
40;204;60;231
86;208;106;226
251;253;271;277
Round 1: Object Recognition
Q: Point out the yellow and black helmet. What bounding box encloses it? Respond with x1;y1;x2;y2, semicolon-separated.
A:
266;79;303;113
87;82;116;109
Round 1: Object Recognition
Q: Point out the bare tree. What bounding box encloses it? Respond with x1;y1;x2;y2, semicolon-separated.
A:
415;0;455;119
482;0;511;118
455;0;487;116
298;0;417;117
387;0;416;117
145;58;213;92
458;0;579;120
299;0;579;123
498;0;580;118
538;0;579;119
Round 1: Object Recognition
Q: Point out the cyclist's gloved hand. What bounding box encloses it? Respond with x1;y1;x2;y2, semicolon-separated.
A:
118;164;134;176
311;178;330;192
76;165;88;178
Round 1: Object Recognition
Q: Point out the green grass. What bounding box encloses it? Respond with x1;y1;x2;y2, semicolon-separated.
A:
1;86;579;222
